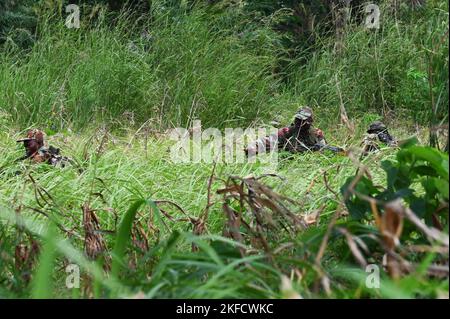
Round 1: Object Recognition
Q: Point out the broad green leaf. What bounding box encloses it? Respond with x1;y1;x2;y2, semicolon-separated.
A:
31;223;57;299
111;199;148;278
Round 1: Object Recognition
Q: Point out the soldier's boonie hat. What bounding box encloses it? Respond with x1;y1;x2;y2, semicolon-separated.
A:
367;121;387;133
294;107;313;120
16;129;44;143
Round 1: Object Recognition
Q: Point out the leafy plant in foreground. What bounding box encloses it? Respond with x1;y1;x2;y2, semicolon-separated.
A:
343;138;449;235
341;140;448;284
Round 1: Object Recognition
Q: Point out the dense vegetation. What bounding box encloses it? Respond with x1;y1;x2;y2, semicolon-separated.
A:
0;0;448;299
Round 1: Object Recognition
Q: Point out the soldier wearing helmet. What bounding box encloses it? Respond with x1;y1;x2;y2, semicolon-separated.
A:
246;107;342;156
280;107;327;153
361;121;397;156
16;129;46;162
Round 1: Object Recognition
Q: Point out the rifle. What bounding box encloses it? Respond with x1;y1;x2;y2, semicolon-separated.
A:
317;144;345;154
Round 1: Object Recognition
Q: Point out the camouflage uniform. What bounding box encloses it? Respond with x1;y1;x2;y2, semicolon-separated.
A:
17;129;71;167
246;107;342;156
361;121;397;156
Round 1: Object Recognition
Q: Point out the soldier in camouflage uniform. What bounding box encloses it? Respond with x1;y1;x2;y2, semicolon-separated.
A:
361;121;397;156
246;107;343;156
17;129;71;167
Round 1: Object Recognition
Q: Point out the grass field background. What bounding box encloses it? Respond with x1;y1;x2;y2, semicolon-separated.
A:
0;0;448;299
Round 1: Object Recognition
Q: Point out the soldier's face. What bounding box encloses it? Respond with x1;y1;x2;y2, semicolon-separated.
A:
295;117;313;129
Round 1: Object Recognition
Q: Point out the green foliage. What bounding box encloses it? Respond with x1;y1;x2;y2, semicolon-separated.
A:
290;0;449;125
31;223;58;298
241;0;371;54
0;0;448;300
0;7;288;129
0;0;38;48
343;138;449;233
111;199;156;278
0;122;447;299
0;1;448;129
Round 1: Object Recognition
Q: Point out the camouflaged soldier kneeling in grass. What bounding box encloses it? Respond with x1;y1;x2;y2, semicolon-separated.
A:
17;129;71;167
245;107;344;156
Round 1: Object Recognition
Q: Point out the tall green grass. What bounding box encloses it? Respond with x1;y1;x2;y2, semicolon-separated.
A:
0;124;447;299
0;7;289;130
288;0;449;126
1;2;447;132
0;1;448;299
